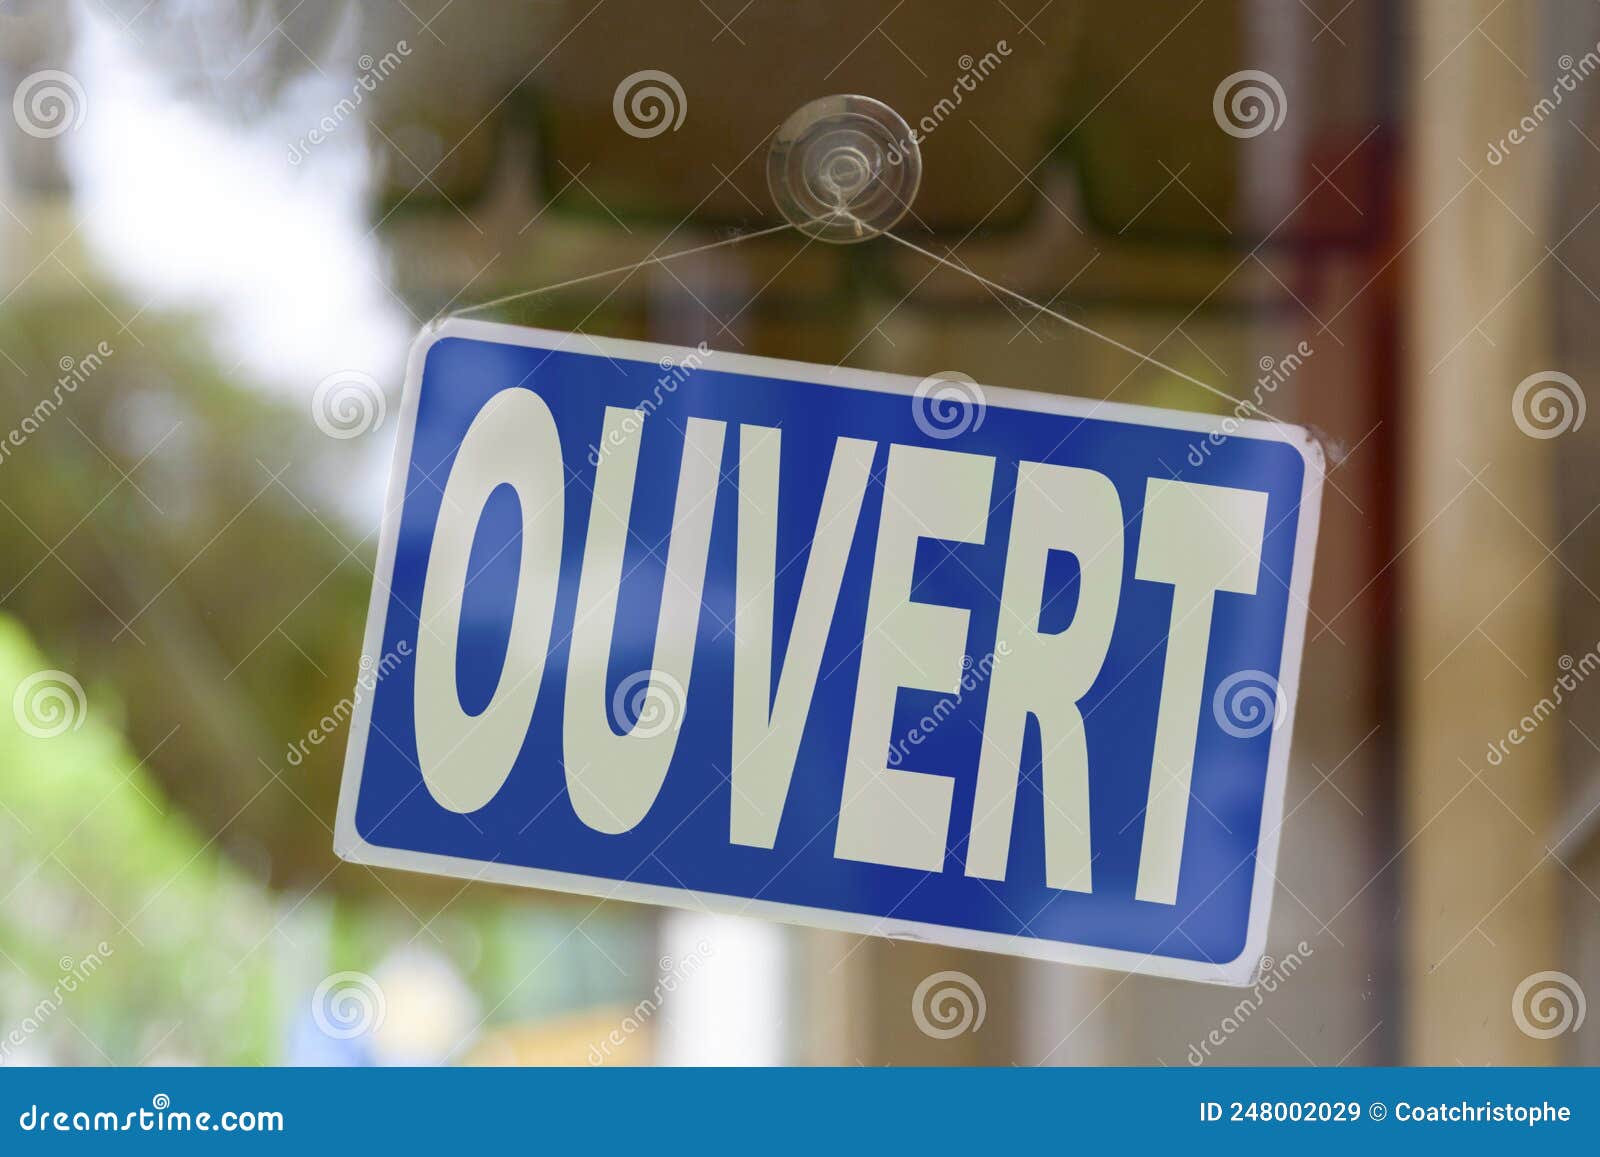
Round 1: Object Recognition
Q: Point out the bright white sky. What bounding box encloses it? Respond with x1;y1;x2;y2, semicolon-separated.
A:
62;6;411;400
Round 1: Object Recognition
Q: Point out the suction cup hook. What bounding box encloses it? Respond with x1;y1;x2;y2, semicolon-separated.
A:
767;95;921;243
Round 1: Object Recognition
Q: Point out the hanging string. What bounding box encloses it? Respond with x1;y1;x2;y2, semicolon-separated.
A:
441;222;797;323
441;212;1282;425
878;230;1279;422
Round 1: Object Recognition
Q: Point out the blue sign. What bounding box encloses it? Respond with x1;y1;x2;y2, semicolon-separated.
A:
336;319;1322;984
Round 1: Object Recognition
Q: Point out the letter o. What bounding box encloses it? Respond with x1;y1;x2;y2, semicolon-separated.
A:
415;388;565;812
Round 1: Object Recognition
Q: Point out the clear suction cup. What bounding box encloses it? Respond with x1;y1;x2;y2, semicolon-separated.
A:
767;95;921;243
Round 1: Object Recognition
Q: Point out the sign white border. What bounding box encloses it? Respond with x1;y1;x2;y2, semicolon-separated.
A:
334;317;1325;986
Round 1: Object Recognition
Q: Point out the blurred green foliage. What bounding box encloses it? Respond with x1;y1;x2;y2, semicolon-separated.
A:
0;287;387;895
0;613;278;1063
0;288;663;1062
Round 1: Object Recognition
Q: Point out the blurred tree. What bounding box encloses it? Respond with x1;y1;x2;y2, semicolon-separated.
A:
0;285;390;897
0;613;277;1063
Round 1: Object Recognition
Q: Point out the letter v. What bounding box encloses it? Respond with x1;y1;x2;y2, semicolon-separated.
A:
731;426;874;847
